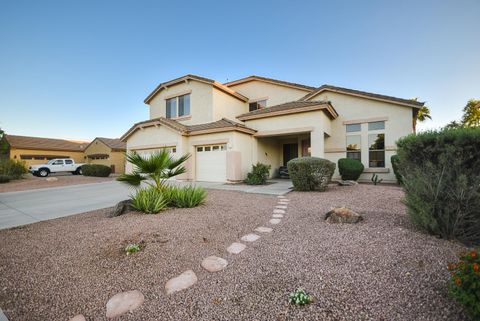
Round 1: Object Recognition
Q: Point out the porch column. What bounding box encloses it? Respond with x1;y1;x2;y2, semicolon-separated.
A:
310;129;325;158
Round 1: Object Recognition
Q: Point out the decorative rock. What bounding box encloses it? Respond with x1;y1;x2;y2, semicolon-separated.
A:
69;315;86;321
105;290;144;319
269;218;281;225
227;242;246;254
255;226;273;233
240;233;260;242
325;207;363;223
272;214;283;218
338;180;358;186
165;270;198;295
46;177;58;182
273;209;285;214
275;205;287;209
109;200;132;218
201;256;228;272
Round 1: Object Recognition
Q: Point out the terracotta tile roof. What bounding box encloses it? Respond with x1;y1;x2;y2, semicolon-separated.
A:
224;75;316;91
96;137;126;150
299;84;425;107
186;118;255;134
4;134;87;152
144;74;249;104
237;100;338;121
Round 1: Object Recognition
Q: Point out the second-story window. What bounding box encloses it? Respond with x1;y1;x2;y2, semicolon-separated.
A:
249;99;267;112
166;94;190;118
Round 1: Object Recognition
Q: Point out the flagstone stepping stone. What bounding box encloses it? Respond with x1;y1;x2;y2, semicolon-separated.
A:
269;218;281;225
227;242;246;254
201;256;228;272
273;209;285;214
241;233;260;242
275;205;287;209
69;315;86;321
255;226;273;233
278;200;289;203
105;290;144;319
277;195;286;198
272;214;283;218
280;199;290;202
165;270;198;295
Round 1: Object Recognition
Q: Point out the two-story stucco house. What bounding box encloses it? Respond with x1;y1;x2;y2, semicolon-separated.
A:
121;74;424;183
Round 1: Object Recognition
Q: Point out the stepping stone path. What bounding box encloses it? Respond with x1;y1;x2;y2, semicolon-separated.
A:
272;214;283;218
201;256;228;272
69;315;86;321
278;201;289;205
105;290;144;319
255;226;272;233
269;218;281;225
273;209;285;214
165;270;198;295
227;242;246;254
241;233;261;242
275;205;287;209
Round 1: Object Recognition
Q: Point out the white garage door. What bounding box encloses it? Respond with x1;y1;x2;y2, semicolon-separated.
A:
196;144;227;182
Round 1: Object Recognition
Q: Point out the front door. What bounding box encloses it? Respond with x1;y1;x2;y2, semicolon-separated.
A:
283;143;298;166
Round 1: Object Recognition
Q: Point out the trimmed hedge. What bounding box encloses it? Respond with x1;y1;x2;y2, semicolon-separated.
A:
244;163;271;185
287;157;335;191
338;158;364;181
396;128;480;246
81;164;112;177
390;154;402;184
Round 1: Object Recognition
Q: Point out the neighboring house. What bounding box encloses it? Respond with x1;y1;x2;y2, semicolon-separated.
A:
3;134;87;167
83;137;126;174
121;74;424;183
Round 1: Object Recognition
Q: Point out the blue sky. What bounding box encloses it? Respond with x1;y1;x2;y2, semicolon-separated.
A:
0;0;478;141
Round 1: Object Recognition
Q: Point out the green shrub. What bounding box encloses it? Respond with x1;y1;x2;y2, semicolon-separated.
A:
397;128;480;246
288;288;313;306
81;164;112;177
125;243;141;254
0;175;10;183
163;185;207;208
244;163;271;185
338;158;364;181
0;159;27;179
448;249;480;319
287;157;335;191
390;154;402;184
130;187;168;214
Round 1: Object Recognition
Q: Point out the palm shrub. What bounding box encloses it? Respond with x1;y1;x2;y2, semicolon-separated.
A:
130;187;168;214
244;163;271;185
338;158;364;181
287;157;335;191
397;128;480;246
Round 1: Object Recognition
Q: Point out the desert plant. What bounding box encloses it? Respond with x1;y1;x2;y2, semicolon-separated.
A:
390;154;402;184
287;157;335;191
125;243;141;254
0;159;27;179
371;173;383;185
118;150;189;190
244;163;271;185
397;128;480;246
163;185;207;208
130;187;168;214
448;249;480;319
0;175;10;183
288;288;313;306
338;158;364;181
81;164;112;177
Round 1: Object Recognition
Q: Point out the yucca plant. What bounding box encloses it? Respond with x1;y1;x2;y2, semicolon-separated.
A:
171;185;207;208
118;150;190;190
130;187;168;214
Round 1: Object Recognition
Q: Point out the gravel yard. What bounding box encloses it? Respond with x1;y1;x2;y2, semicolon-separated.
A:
0;185;469;320
0;174;114;193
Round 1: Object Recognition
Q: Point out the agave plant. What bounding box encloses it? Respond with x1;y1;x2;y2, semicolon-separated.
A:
118;150;190;190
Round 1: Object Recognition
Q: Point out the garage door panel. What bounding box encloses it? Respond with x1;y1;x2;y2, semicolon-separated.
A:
196;144;227;182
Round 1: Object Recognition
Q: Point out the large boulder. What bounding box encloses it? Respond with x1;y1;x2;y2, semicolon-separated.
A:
325;207;363;223
110;200;132;218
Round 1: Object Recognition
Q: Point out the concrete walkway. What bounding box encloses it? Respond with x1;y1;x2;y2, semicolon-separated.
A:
0;179;292;230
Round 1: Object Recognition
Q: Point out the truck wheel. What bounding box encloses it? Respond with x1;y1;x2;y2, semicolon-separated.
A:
75;167;83;175
38;168;50;177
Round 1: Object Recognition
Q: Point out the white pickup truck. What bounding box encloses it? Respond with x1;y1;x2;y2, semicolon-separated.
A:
29;158;85;177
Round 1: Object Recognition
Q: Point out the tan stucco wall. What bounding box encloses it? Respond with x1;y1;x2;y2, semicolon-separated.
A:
212;88;248;121
84;139;125;174
227;80;311;107
9;148;85;167
307;91;414;182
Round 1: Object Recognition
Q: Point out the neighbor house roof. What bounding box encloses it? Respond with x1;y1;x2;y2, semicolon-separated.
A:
121;117;256;141
4;134;87;152
144;74;249;104
89;137;126;151
237;101;338;121
224;75;316;92
299;84;425;108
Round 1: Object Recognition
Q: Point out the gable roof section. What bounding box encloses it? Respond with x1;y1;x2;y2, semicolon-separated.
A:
224;75;316;92
121;117;256;141
144;74;249;104
299;84;425;108
85;137;126;152
4;134;87;152
237;101;338;121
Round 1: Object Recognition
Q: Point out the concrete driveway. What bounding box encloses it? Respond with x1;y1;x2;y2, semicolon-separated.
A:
0;179;292;230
